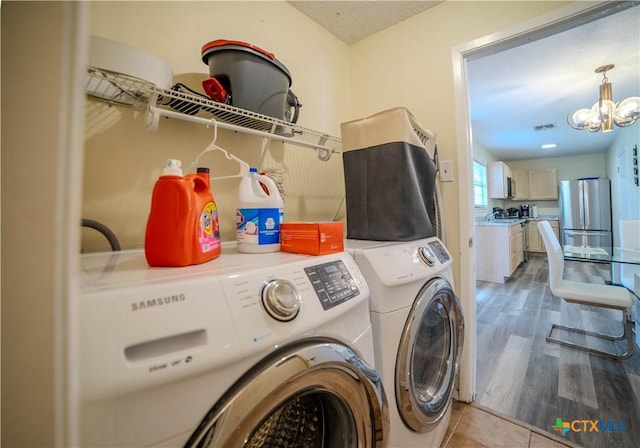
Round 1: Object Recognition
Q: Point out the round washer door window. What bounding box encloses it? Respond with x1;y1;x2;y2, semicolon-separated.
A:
186;338;388;448
395;277;464;432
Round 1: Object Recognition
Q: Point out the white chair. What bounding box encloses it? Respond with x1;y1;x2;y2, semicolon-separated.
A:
619;220;640;295
537;220;634;360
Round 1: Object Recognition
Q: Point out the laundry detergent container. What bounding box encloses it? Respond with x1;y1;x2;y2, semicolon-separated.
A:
201;39;299;122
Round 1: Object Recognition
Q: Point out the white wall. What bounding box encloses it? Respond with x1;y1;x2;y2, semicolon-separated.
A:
606;125;640;246
503;153;607;215
507;153;607;181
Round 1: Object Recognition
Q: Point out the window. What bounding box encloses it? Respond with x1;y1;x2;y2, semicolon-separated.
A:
473;160;488;208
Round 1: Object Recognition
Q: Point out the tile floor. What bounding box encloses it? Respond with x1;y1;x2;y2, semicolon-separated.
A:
442;400;580;448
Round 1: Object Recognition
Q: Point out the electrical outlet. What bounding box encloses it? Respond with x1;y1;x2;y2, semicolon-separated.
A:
440;160;454;182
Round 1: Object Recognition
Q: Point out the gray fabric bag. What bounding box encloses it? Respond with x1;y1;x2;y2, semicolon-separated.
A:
341;108;439;241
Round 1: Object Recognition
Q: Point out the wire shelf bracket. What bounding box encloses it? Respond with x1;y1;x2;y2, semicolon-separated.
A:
87;66;341;161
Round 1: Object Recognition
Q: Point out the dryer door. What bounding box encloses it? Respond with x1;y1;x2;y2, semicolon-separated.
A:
186;337;388;448
395;277;464;432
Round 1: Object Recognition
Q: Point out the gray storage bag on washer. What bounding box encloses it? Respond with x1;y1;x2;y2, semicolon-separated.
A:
341;107;438;241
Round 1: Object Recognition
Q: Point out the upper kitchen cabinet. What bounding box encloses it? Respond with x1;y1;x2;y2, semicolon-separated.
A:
512;170;529;200
511;168;558;200
487;161;513;199
529;168;558;200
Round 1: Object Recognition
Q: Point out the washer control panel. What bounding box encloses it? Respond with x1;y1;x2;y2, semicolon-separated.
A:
305;260;360;310
428;240;451;263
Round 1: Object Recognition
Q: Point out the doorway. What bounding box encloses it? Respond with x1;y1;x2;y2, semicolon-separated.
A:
452;1;635;404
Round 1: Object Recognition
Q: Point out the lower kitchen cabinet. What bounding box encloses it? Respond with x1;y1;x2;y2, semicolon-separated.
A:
476;223;524;283
527;220;559;252
510;225;524;273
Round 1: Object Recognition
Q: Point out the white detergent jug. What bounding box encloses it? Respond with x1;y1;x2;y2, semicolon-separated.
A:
236;168;284;253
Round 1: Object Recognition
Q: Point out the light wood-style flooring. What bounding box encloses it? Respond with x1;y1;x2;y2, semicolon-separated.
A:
475;254;640;448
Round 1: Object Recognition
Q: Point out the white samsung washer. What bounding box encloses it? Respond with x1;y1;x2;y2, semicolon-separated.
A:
77;245;388;447
347;237;464;448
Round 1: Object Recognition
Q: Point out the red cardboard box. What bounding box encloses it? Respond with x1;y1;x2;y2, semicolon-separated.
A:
280;221;344;255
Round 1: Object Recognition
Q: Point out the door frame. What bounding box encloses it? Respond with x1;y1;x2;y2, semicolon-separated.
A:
451;0;632;403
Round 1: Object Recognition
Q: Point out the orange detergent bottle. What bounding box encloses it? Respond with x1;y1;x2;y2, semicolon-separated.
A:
145;159;221;267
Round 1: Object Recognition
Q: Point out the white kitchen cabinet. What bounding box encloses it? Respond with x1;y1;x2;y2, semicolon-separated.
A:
476;223;524;283
509;224;524;273
513;170;530;200
527;220;559;253
488;161;513;199
529;169;558;200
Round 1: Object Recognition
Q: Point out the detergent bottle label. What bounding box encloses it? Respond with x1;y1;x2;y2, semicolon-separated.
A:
236;208;281;246
198;202;221;253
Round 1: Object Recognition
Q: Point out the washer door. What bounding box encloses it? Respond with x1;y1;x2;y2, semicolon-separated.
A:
395;277;464;432
186;337;388;448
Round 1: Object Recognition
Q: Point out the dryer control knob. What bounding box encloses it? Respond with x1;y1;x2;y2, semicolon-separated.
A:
261;279;301;321
418;247;435;267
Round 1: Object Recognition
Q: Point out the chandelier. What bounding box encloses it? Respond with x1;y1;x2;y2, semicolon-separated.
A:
567;64;640;132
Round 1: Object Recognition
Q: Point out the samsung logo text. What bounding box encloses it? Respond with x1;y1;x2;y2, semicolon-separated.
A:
131;294;186;311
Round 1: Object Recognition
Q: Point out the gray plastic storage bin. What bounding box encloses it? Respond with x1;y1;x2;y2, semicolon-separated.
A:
201;39;300;123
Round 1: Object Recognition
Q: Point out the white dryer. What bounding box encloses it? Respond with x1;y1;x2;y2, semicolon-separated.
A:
77;246;388;447
347;237;464;448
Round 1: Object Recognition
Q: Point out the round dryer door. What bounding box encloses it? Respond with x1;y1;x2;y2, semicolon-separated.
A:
186;337;388;448
395;277;464;432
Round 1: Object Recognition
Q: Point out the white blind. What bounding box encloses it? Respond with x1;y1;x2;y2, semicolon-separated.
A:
473;160;488;208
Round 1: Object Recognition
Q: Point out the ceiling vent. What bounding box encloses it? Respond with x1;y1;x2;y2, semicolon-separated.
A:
534;123;556;131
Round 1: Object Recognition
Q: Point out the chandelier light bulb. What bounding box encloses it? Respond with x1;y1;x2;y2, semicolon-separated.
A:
572;108;593;128
593;99;615;120
614;96;640;125
567;64;638;132
587;112;602;132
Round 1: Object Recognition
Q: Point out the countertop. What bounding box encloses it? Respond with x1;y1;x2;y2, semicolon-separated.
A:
476;215;559;227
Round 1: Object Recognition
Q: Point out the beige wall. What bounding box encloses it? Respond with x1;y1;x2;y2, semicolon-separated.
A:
84;1;572;286
503;153;607;215
347;1;571;287
3;1;592;444
507;153;607;182
2;2;86;446
84;1;351;250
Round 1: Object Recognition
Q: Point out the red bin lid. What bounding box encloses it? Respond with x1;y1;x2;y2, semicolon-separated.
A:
201;39;275;60
201;39;291;84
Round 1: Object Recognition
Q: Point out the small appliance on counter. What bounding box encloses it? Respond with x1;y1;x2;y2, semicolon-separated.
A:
492;207;506;218
531;205;539;218
520;204;530;217
507;207;520;218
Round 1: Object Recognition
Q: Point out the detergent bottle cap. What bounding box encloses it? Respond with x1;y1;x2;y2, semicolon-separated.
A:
163;159;183;176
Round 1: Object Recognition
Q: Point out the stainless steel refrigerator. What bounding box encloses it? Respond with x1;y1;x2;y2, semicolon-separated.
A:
559;178;612;248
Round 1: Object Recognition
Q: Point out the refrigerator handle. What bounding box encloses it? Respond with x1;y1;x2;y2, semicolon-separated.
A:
564;229;610;236
578;181;585;228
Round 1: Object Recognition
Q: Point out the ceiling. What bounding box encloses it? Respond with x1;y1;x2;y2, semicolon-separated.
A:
288;1;441;45
289;1;639;161
467;4;640;161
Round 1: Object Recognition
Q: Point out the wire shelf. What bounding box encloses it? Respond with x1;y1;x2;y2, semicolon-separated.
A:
85;66;341;156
